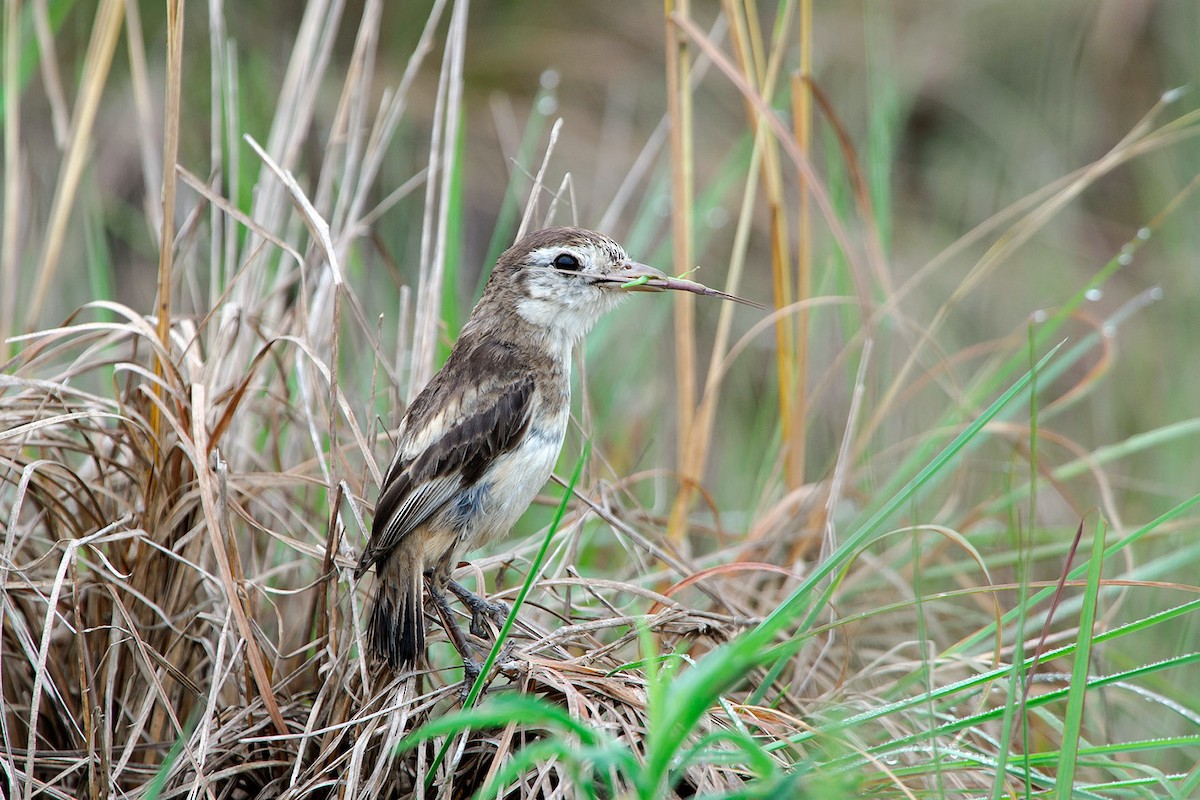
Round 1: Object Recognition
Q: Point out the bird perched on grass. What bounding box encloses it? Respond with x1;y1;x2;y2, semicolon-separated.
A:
355;226;756;688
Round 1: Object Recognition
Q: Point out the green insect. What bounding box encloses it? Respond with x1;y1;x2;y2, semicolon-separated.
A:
620;268;697;290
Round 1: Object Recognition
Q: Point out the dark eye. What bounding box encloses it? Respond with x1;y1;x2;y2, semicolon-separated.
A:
553;253;581;271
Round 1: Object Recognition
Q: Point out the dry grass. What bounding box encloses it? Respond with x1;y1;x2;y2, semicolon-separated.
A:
5;2;1200;798
0;303;795;796
0;3;789;796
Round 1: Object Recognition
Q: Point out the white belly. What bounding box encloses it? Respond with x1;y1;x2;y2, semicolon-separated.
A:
472;425;562;543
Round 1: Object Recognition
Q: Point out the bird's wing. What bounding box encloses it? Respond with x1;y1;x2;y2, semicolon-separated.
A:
356;373;535;574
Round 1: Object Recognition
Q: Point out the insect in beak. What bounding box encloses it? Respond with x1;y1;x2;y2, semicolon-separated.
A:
604;261;764;308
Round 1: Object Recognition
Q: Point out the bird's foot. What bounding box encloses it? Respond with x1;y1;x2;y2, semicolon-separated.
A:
457;658;484;701
448;579;509;638
455;641;520;700
494;641;518;671
430;583;499;701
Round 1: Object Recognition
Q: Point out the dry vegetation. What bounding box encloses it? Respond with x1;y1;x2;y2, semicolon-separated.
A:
4;1;1200;798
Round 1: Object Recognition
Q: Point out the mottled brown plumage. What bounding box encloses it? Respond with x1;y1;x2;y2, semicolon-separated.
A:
356;226;755;687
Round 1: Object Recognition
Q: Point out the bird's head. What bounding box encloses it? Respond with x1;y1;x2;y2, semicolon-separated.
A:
504;227;658;341
472;226;756;348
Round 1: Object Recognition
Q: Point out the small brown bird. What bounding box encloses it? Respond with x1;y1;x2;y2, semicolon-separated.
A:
355;226;755;685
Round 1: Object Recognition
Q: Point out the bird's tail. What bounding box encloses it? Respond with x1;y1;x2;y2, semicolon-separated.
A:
365;544;425;670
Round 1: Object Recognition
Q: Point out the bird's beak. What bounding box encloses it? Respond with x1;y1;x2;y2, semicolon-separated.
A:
603;260;764;308
606;261;671;293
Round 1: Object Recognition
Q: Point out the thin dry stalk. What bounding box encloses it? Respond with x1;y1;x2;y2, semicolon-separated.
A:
722;0;799;492
791;39;811;488
682;1;803;512
517;119;564;239
26;0;124;328
1;0;20;361
152;0;184;446
409;0;469;401
30;0;70;144
122;0;164;237
664;0;699;546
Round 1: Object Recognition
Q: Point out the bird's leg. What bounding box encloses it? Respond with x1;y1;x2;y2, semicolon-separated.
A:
428;582;484;694
447;579;509;638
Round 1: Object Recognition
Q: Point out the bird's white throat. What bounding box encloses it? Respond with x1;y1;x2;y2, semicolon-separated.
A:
515;274;627;348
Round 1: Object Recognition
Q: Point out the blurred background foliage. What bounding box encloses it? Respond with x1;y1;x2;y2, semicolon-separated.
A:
14;1;1199;517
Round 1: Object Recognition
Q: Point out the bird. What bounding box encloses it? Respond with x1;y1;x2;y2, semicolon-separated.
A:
354;226;756;688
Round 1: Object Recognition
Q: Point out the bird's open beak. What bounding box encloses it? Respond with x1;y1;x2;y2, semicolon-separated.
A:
604;261;764;308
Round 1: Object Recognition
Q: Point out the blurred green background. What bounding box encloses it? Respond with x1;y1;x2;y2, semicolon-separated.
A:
17;1;1194;514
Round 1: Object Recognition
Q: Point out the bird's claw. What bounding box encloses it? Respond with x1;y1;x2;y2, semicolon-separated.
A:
456;641;520;700
495;641;518;670
448;580;509;638
468;599;508;638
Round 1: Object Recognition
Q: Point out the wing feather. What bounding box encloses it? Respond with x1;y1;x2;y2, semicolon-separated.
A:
356;373;534;576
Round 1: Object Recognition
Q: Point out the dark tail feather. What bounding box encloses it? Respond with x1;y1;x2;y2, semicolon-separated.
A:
366;547;425;670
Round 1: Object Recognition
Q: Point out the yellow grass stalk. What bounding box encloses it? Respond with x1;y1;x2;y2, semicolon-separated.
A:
26;0;124;329
152;0;184;445
665;0;699;545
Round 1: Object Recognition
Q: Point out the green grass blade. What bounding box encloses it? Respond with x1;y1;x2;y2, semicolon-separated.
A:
951;491;1200;657
1054;517;1108;797
639;343;1064;792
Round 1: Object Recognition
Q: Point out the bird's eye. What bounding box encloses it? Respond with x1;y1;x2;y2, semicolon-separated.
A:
552;253;581;271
